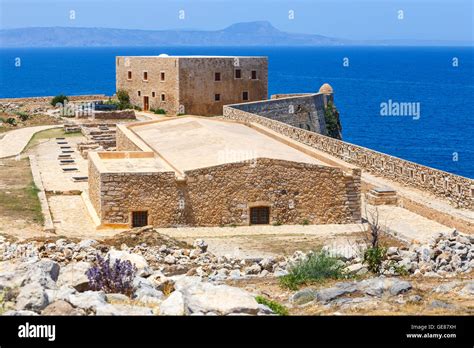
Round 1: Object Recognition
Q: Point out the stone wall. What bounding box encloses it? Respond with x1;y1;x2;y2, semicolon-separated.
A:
178;57;268;116
0;95;108;103
88;157;102;219
89;154;360;227
92;109;136;120
223;106;474;210
115;56;268;116
116;56;180;114
115;126;144;152
183;158;360;226
227;93;328;134
99;171;180;226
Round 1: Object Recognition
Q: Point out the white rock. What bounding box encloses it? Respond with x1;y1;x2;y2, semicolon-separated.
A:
107;249;150;275
159;291;185;315
96;304;153;315
57;262;91;291
181;282;260;315
15;282;49;311
67;291;107;311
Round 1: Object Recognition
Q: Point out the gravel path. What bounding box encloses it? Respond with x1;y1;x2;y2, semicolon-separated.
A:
0;125;61;158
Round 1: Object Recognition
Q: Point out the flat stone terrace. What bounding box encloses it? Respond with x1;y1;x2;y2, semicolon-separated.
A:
128;117;329;172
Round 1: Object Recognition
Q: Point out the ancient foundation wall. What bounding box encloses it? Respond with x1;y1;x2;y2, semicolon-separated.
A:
183;158;360;226
223;105;474;210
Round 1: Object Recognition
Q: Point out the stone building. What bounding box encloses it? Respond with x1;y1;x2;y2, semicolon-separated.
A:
88;116;361;229
116;55;268;115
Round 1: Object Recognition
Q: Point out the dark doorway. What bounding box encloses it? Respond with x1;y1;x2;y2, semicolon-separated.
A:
143;96;149;111
250;206;270;225
132;211;148;227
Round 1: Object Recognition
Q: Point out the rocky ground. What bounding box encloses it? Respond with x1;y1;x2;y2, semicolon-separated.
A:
0;227;472;316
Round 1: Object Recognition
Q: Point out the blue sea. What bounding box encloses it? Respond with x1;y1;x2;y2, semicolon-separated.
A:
0;46;473;178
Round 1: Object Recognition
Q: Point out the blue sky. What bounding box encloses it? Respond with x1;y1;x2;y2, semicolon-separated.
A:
0;0;472;41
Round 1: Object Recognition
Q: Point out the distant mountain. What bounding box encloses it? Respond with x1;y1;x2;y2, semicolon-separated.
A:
0;21;471;47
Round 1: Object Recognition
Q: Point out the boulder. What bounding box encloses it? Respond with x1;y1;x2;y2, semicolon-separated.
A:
41;300;85;315
95;304;153;316
345;263;368;275
458;281;474;296
67;291;107;311
181;282;260;315
290;288;318;305
15;282;49;312
159;291;185;315
107;249;150;276
193;239;208;253
389;280;412;296
57;262;91;292
244;264;262;275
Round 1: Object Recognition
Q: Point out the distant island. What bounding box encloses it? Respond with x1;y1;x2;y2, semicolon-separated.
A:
1;21;472;48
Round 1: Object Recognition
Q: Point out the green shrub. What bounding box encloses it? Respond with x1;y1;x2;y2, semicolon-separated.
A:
6;117;16;126
272;221;282;226
153;108;166;115
115;90;134;110
255;296;289;316
15;111;30;122
279;250;346;290
51;94;69;106
301;219;310;226
363;246;387;274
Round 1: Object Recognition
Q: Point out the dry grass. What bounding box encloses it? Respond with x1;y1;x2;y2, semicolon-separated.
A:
0;158;43;224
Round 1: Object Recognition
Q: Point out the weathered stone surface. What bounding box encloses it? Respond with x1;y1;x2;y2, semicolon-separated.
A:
458;281;474;296
4;310;39;316
389;280;412;296
15;282;49;312
159;291;185;315
67;291;107;311
290;288;318;305
345;263;368;275
181;282;260;315
107;249;150;276
41;300;85;315
96;304;153;316
428;300;457;310
57;262;91;292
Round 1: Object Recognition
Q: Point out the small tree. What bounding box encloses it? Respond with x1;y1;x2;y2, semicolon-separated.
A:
51;94;69;106
324;101;342;139
116;89;132;110
362;207;387;274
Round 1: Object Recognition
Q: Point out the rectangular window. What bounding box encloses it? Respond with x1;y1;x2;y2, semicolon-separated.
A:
161;94;166;101
127;71;132;80
152;91;155;98
132;211;148;228
242;91;249;101
251;70;257;79
138;91;141;96
214;94;220;101
235;69;242;79
215;72;221;81
250;207;270;225
160;72;165;81
143;71;148;81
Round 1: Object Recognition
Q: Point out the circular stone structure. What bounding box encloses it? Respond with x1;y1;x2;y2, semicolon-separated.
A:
319;83;333;94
